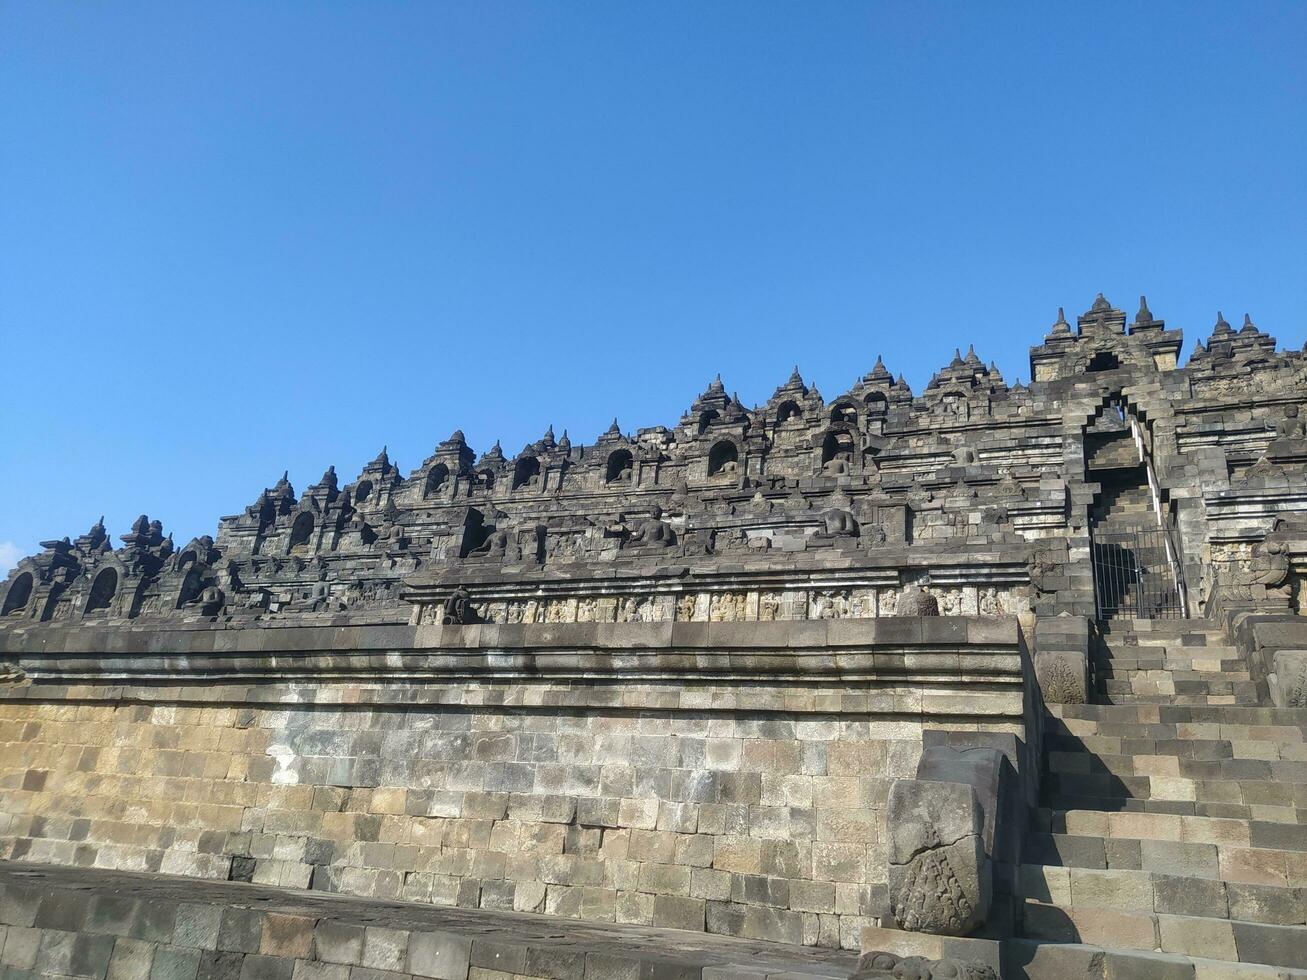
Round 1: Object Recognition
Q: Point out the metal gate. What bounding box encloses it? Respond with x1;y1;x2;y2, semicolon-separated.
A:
1092;528;1185;620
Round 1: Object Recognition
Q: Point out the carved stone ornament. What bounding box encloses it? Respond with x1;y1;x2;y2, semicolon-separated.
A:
850;951;997;980
896;585;939;617
442;587;476;625
1039;653;1085;705
887;778;990;936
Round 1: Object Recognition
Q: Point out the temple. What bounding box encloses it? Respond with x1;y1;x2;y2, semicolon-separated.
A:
2;294;1307;979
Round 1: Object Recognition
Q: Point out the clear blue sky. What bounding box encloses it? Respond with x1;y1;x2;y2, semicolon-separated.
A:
3;3;1305;570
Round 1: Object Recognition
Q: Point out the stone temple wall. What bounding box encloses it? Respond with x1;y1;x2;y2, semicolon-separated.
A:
4;293;1307;970
0;618;1027;950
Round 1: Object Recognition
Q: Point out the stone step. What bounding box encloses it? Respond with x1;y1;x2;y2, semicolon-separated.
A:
1034;808;1307;853
1023;832;1307;887
0;862;858;978
1095;658;1247;672
1021;900;1307;970
1041;792;1307;826
1043;732;1307;763
1100;619;1227;636
1097;640;1228;655
1041;771;1307;811
1048;703;1307;728
1006;937;1307;980
1045;750;1307;786
1018;863;1307;926
1045;718;1307;751
1095;689;1262;708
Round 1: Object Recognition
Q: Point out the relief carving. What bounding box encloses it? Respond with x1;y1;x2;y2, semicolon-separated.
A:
708;591;748;622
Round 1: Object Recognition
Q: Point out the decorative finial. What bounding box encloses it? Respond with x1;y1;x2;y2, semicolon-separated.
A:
1135;295;1153;323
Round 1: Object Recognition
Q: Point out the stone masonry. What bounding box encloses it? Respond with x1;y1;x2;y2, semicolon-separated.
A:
3;294;1307;978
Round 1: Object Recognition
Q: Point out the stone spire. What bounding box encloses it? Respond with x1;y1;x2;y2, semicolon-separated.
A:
1133;295;1154;326
1049;307;1071;336
1078;293;1126;334
863;354;893;384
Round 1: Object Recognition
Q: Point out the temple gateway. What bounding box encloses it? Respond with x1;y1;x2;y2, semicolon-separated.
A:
3;294;1307;979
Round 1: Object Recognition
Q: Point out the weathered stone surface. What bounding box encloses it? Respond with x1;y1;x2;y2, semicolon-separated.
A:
5;293;1307;972
886;779;989;936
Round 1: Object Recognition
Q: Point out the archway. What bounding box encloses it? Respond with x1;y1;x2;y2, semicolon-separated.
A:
776;401;802;425
85;568;118;614
425;464;449;498
708;440;738;478
2;572;32;617
830;403;857;426
289;513;315;554
1087;351;1120;373
821;430;855;469
512;456;541;491
605;449;634;485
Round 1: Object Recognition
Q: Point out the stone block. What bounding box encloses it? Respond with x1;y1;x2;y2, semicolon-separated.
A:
886;776;990;935
314;923;365;967
151;945;203;980
217;909;264;955
174;905;223;950
259;914;314;959
651;895;705;931
196;950;246;980
107;937;158;980
407;931;471;980
235;953;293;980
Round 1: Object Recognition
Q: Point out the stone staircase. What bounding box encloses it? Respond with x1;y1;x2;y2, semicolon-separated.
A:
1094;620;1260;706
1014;619;1307;977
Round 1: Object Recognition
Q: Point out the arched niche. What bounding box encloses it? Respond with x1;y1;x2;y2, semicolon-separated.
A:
2;572;33;617
512;456;541;491
1087;350;1121;373
477;469;496;491
697;410;720;435
940;392;968;418
355;479;374;504
288;512;315;554
775;401;803;425
708;440;739;478
425;464;449;498
605;449;634;485
85;567;118;614
865;391;889;417
174;565;205;609
829;402;858;426
821;430;856;468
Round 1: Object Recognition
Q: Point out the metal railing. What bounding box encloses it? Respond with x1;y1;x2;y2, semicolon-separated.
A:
1092;528;1186;620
